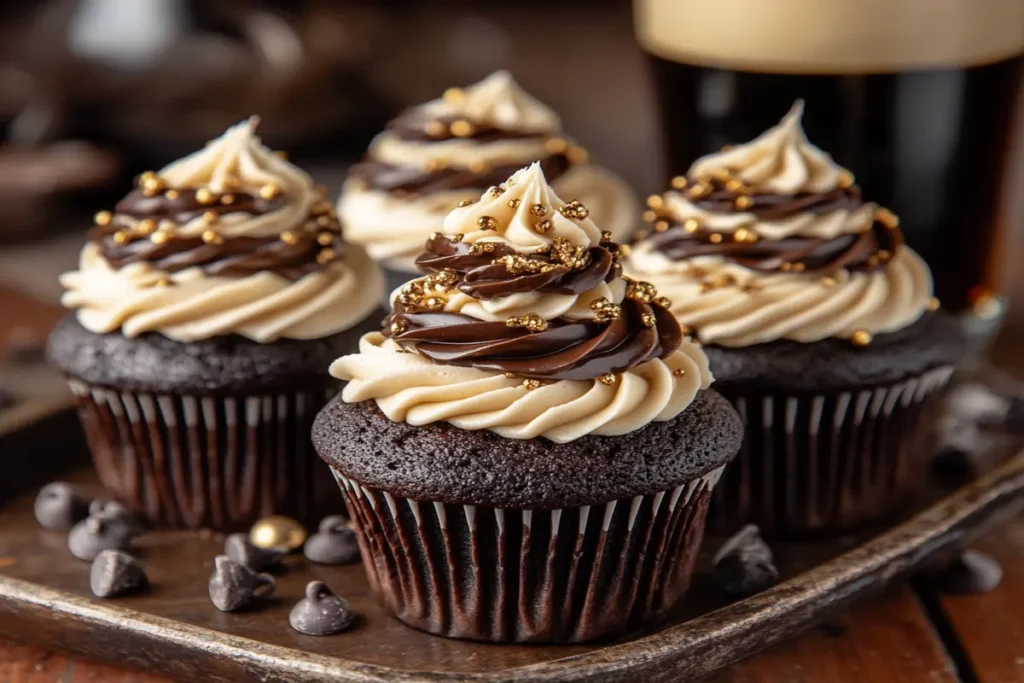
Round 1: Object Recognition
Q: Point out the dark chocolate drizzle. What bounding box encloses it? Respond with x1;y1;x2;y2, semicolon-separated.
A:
384;236;682;381
642;178;905;274
90;188;342;280
349;153;571;195
388;109;551;143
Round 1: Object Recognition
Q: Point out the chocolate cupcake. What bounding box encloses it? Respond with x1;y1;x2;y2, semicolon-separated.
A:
48;119;384;530
314;163;742;642
338;70;639;296
627;103;966;535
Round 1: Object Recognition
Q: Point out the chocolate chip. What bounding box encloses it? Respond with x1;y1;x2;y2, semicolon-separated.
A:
303;515;360;565
68;514;137;561
90;550;147;598
933;550;1002;595
208;555;275;612
89;499;139;532
289;581;354;636
224;533;285;572
713;524;779;597
34;482;89;531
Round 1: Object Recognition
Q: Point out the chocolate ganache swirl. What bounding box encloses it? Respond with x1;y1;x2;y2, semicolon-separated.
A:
60;119;382;343
338;71;639;272
627;102;934;347
331;163;712;443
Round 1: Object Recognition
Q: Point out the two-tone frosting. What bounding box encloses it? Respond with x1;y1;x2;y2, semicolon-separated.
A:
60;119;382;343
339;71;638;272
330;163;712;443
627;102;935;348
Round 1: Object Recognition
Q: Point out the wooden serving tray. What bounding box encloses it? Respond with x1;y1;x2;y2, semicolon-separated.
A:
1;402;1024;683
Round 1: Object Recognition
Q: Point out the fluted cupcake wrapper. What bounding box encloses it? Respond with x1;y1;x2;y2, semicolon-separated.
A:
332;466;724;643
709;365;955;536
67;380;343;530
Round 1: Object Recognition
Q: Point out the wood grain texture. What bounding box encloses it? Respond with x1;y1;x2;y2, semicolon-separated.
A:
932;517;1024;683
0;637;168;683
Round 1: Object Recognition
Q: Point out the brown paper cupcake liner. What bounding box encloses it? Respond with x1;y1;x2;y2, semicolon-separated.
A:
709;365;954;535
332;465;724;643
67;380;343;530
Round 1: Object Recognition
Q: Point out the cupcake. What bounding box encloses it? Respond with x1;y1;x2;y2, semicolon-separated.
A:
314;163;742;642
338;70;639;296
627;103;966;534
48;119;384;530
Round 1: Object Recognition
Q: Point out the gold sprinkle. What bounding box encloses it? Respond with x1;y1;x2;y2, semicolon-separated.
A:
708;233;723;243
316;215;334;228
274;150;288;159
259;183;281;200
566;146;589;164
450;120;474;137
598;373;617;386
202;211;219;224
544;137;568;154
442;87;465;103
601;231;613;243
95;210;113;226
851;330;872;347
670;176;688;190
522;379;542;391
725;179;745;193
468;159;490;174
202;230;223;245
424;158;448;172
150;230;171;245
457;199;474;207
709;169;732;182
876;207;900;229
733;228;756;243
196;188;215;205
477;216;498;231
655;220;669;232
877;249;892;261
488;186;504;197
468;242;497;255
530;204;547;217
683;218;701;233
112;231;129;244
508;198;521;209
423;296;446;310
617;244;632;258
281;231;299;245
505;313;548;332
642;210;657;223
220;193;236;205
534;219;552;234
821;276;837;287
735;196;754;210
673;368;686;377
654;296;672;308
837;170;855;188
590;297;622;322
316;249;336;265
164;189;180;200
504;372;516;379
927;297;940;312
317;233;334;246
647;194;664;209
642;313;657;328
452;233;465;243
136;218;157;235
424;121;446;137
780;262;793;271
792;263;806;272
155;277;171;288
391;320;406;335
626;280;658;303
688;183;711;200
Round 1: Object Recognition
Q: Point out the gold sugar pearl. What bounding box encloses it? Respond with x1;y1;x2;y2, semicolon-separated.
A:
544;137;568;154
708;233;723;244
733;228;757;243
424;121;446;137
684;218;701;233
443;87;465;103
316;215;334;228
821;276;837;287
851;330;872;347
196;188;215;205
508;198;521;209
877;249;892;261
735;196;754;210
425;158;448;172
316;249;336;265
566;146;589;164
136;218;157;235
504;372;517;379
837;170;855;188
457;199;474;207
250;515;306;551
468;159;490;174
477;216;499;231
654;296;672;308
202;211;219;224
642;313;656;328
530;204;547;217
601;231;613;243
534;219;552;233
317;233;335;246
927;297;940;312
726;179;746;193
280;231;299;245
452;233;465;242
780;262;793;271
423;296;446;310
522;379;541;391
391;320;407;335
95;211;113;226
792;263;806;272
450;120;474;137
488;186;504;197
598;373;617;386
647;194;664;209
220;194;236;205
112;231;129;244
673;368;686;377
164;189;180;200
259;183;281;200
688;183;711;199
671;176;688;190
202;230;224;245
150;230;172;245
655;220;669;232
642;210;657;223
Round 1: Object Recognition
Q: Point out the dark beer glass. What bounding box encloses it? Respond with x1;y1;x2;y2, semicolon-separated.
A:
635;0;1024;314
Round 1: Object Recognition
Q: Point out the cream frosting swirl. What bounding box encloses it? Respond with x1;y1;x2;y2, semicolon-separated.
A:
60;119;383;343
339;72;638;271
331;163;712;442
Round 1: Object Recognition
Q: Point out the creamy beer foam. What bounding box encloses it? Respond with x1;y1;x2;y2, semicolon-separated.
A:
635;0;1024;73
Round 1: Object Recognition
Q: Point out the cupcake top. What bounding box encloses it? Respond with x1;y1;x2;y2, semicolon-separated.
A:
628;102;935;348
60;119;382;343
339;71;638;272
330;163;712;444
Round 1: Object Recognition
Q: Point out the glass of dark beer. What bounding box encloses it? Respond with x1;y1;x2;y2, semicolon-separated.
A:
635;0;1023;325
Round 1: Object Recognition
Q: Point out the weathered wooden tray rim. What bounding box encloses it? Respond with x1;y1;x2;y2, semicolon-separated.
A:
2;450;1023;682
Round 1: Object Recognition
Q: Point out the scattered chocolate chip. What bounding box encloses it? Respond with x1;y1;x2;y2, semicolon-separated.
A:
713;524;779;597
68;515;137;561
34;482;89;531
90;550;147;598
224;533;285;572
304;515;360;565
289;581;354;636
89;499;139;531
933;550;1003;595
209;555;275;612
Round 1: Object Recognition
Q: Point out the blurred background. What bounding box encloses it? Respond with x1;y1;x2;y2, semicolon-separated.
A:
0;0;1021;371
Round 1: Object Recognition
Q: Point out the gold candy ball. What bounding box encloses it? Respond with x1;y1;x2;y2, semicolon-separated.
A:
250;515;307;551
851;330;872;347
